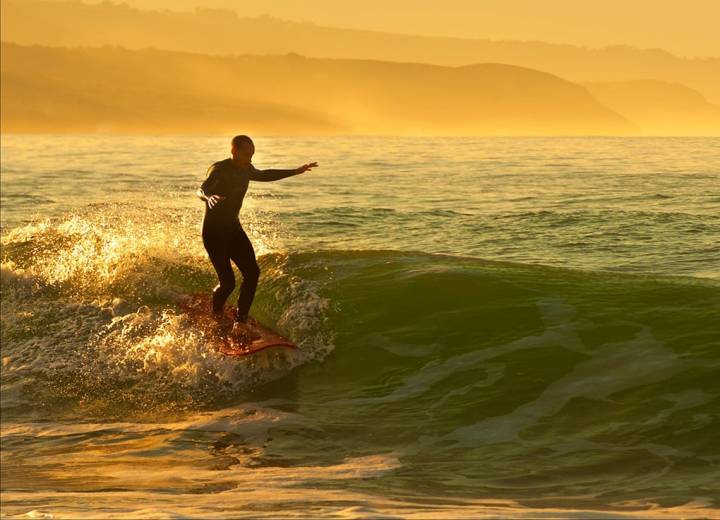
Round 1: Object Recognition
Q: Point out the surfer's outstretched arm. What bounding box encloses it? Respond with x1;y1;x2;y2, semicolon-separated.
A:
249;162;318;182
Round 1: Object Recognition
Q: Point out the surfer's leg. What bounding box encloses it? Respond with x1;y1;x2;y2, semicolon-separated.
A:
228;226;260;322
203;233;236;314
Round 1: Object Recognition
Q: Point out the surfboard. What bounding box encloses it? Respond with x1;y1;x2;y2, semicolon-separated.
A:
180;294;298;356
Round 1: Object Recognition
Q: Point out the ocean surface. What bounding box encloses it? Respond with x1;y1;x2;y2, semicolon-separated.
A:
1;135;719;519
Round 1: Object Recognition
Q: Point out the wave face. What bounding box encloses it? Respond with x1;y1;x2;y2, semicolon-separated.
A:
2;211;718;514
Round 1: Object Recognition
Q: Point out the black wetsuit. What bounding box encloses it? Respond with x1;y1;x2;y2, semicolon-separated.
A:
200;158;297;320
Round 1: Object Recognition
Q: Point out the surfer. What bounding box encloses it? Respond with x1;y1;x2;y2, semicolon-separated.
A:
197;135;318;335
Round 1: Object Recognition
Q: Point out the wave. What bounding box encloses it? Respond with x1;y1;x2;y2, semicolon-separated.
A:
1;214;718;444
1;212;719;509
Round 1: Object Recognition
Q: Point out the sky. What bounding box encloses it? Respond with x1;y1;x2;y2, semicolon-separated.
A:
55;0;720;59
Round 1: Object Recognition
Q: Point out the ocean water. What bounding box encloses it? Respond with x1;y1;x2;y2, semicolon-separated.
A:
1;134;719;519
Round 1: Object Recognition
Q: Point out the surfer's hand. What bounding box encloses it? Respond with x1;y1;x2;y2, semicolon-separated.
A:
295;162;318;174
207;194;226;209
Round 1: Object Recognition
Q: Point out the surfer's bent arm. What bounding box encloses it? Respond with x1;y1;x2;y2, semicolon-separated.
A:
196;186;214;202
197;166;225;206
248;164;300;182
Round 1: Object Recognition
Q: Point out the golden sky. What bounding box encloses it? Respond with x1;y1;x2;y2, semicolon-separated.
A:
49;0;720;59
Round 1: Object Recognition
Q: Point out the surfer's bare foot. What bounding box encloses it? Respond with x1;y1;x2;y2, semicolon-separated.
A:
234;311;261;327
210;312;231;335
231;319;262;342
243;316;261;328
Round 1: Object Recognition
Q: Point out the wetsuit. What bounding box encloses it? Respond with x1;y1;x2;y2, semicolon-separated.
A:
200;158;298;321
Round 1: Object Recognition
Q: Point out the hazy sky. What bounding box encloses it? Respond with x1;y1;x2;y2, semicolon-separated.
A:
59;0;720;58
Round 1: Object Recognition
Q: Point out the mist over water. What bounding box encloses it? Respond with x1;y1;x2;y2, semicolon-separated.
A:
1;135;719;518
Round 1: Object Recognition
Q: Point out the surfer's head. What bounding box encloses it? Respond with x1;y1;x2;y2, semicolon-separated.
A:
231;135;255;165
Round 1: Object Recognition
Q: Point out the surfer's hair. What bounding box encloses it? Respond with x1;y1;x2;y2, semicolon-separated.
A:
232;135;254;149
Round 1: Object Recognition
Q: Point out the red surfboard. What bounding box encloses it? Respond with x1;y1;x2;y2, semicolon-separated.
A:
180;294;298;356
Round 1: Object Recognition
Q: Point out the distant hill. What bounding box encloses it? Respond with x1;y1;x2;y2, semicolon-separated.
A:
1;42;635;135
2;0;718;104
584;80;720;136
